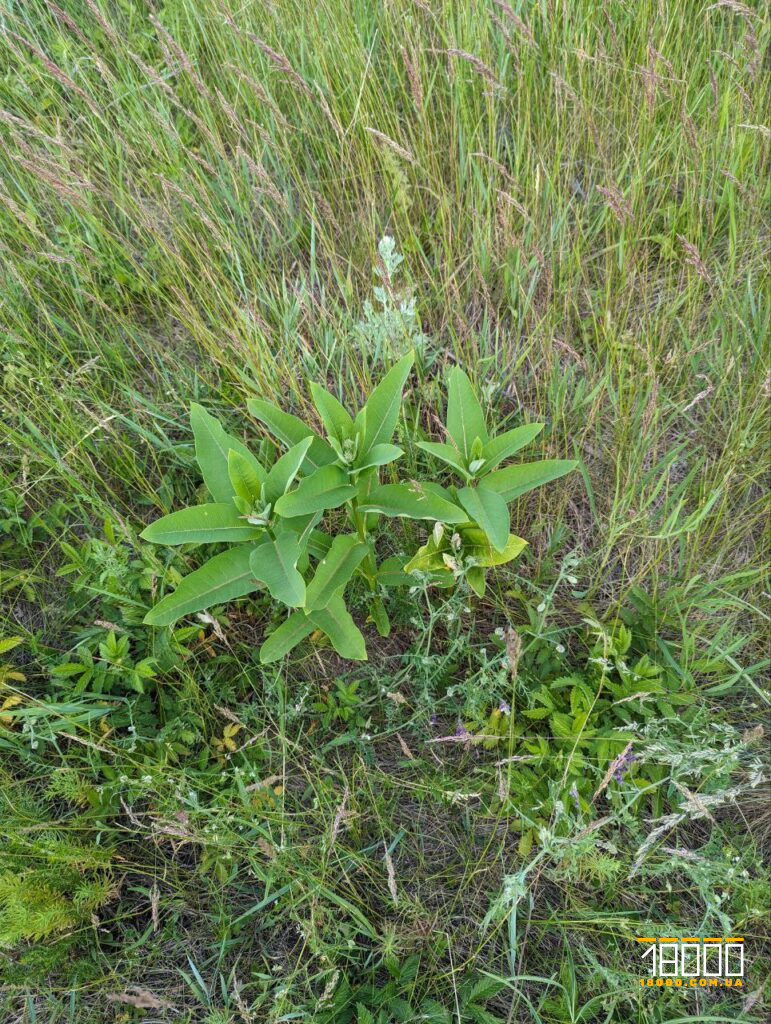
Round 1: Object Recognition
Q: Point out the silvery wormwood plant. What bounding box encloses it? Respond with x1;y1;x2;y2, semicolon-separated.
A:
141;352;576;663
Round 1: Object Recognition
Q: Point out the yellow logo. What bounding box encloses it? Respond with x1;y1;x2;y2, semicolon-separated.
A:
636;937;744;988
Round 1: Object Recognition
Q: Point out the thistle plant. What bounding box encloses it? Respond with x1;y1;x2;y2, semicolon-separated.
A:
141;353;575;663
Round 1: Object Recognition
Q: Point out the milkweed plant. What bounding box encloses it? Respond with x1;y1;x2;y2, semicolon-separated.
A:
141;353;576;663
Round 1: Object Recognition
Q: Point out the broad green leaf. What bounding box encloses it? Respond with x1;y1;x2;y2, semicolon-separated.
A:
309;596;367;660
190;403;256;503
463;529;527;566
309;382;353;442
481;423;544;473
368;596;391;637
247;398;336;471
276;512;323;550
249;533;305;607
304;534;368;611
141;503;263;546
446;367;488;457
415;440;468;476
259;610;315;663
260;596;367;663
404;543;449;573
144;544;261;626
467;565;486;597
402;543;459;584
354;443;404;471
355;350;414;454
274;464;356;518
457;485;510;551
376;554;414;587
307;529;333;559
264;436;313;503
227;449;266;503
483;459;578;502
359;482;466;522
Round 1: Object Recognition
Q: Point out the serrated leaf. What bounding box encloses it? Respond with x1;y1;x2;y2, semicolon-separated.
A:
481;423;544;473
446;366;488;457
274;464;356;518
355;350;414;454
228;448;266;503
144;545;261;626
550;712;575;739
247;397;336;471
356;1005;376;1024
51;663;87;677
518;829;534;857
457;485;510;551
259;610;315;663
483;459;577;502
304;534;368;611
190;403;256;503
308;596;367;660
141;504;263;545
264;436;313;503
465;975;507;1003
249;533;305;607
309;381;353;442
359;482;466;522
418;998;452;1024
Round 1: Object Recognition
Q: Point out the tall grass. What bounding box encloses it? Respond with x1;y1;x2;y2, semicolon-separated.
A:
2;0;766;636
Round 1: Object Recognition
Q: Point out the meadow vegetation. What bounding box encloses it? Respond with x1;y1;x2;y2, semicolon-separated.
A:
0;0;768;1021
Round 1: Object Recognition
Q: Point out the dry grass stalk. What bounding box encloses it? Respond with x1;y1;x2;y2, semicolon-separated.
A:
383;839;398;903
150;883;160;931
505;627;521;680
681;380;714;414
7;30;101;117
677;235;713;284
492;0;536;46
330;784;350;848
674;781;717;822
400;46;424;108
216;5;313;97
591;741;633;803
430;48;502;90
364;127;415;164
107;987;172;1010
706;1;756;17
597;183;633;225
396;732;415;759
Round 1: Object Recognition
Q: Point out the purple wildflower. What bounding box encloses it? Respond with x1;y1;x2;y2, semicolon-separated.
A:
612;746;636;783
429;713;439;726
498;700;511;715
455;720;470;740
570;782;581;812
